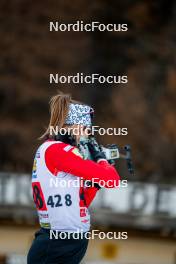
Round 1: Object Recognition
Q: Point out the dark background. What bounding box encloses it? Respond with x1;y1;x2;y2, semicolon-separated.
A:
0;0;176;183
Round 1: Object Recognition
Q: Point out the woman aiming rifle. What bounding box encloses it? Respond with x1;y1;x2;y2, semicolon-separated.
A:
27;93;120;264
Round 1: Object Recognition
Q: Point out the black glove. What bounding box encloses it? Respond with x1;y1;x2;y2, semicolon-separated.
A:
87;137;106;162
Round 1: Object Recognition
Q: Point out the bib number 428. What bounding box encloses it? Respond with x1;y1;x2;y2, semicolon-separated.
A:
32;182;72;210
47;194;72;208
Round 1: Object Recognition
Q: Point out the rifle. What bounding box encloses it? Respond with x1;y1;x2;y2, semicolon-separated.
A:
78;137;135;176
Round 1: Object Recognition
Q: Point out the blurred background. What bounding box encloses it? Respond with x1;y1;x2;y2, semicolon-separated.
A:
0;0;176;263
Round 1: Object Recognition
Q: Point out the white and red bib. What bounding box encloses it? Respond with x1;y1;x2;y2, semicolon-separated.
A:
32;140;120;232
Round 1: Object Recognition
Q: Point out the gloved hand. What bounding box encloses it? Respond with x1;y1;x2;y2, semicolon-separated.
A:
87;137;106;162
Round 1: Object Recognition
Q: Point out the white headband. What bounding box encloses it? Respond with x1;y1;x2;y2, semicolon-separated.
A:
65;103;94;126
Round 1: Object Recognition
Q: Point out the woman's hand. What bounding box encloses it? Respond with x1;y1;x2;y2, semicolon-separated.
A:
87;137;106;162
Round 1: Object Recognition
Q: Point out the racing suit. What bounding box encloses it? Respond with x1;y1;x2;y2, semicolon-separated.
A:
27;139;120;264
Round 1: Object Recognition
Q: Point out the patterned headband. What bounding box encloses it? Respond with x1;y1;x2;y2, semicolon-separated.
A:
65;103;94;126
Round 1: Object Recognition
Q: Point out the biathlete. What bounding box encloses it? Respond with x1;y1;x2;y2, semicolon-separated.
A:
27;93;120;264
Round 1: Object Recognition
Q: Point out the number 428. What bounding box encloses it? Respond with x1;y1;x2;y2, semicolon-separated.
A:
47;194;72;208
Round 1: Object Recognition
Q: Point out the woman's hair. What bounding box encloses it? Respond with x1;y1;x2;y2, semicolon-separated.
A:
40;92;81;140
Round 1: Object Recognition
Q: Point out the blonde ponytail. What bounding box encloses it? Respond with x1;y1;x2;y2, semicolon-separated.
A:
40;93;71;139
